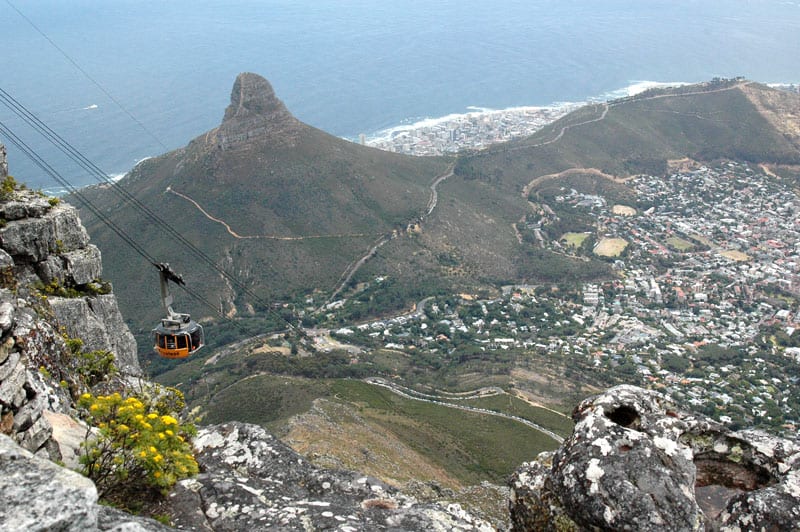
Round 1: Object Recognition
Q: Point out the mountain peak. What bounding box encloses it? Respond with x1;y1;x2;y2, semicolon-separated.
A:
216;72;303;150
223;73;289;123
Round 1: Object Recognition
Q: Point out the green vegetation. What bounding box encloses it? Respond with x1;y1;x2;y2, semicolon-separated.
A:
665;236;695;251
35;279;113;299
77;391;198;506
0;174;22;200
561;232;589;249
328;380;559;484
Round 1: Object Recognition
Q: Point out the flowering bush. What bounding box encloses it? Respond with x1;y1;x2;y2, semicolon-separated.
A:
78;391;198;501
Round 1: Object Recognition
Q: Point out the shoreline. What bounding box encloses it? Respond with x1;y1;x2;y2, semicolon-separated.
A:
356;80;692;156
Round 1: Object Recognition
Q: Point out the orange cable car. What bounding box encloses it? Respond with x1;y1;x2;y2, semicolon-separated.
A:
152;263;204;359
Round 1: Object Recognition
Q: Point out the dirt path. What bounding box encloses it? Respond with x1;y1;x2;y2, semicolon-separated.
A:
364;377;565;443
327;162;456;302
167;186;382;241
521;167;631;198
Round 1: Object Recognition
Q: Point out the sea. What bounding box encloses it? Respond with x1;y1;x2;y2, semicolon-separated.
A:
1;0;799;192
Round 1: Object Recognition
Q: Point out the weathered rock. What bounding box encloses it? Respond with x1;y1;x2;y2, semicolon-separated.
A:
509;385;800;531
168;422;493;531
0;143;7;178
213;72;305;151
0;434;172;531
50;294;140;375
0;432;97;530
0;202;89;261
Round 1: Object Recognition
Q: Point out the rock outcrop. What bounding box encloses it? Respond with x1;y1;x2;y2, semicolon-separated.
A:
0;433;170;531
168;422;493;531
509;384;800;531
0;144;140;458
212;72;306;151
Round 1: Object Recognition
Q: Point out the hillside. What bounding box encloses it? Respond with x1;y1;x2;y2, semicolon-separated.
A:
74;77;800;350
74;73;452;338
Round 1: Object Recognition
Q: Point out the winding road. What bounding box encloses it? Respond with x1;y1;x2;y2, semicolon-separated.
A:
363;377;565;444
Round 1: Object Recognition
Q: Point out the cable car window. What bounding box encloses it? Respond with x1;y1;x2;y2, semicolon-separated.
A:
166;336;176;349
191;329;202;349
177;335;187;349
158;335;167;348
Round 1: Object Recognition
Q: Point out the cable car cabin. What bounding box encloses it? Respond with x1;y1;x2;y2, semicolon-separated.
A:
153;314;204;359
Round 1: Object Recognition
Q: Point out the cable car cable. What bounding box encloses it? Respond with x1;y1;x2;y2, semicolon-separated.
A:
3;0;170;152
0;120;251;336
0;6;305;338
0;90;304;338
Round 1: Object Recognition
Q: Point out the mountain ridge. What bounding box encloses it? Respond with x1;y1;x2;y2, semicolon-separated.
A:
73;76;800;347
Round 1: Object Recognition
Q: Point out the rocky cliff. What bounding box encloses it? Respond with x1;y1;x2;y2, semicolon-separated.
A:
509;384;800;531
0;147;139;458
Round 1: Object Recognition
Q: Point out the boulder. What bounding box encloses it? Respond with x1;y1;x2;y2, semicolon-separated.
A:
0;203;89;262
509;385;800;531
0;434;172;531
0;432;98;531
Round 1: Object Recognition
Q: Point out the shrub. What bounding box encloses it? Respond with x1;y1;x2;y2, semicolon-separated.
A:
0;174;19;200
77;392;198;503
63;335;117;389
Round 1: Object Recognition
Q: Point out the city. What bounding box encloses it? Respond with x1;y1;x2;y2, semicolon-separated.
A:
311;161;800;436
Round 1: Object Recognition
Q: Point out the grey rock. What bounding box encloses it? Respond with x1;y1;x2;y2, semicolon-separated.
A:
96;505;174;531
509;385;800;531
168;422;492;531
17;414;53;452
0;433;97;531
64;245;103;285
0;349;19;381
0;433;172;531
39;245;104;286
0;247;13;268
0;357;26;406
37;253;68;285
0;143;6;178
0;203;89;261
12;390;45;432
0;298;16;334
50;294;140;376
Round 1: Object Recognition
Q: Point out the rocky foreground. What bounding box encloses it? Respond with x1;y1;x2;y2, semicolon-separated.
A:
510;384;800;531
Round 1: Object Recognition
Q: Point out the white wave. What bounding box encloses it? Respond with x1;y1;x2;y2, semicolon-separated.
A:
358;79;713;149
82;104;99;110
599;80;691;101
363;101;581;145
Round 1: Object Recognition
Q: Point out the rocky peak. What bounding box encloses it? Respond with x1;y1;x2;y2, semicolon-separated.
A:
214;72;304;150
509;384;800;531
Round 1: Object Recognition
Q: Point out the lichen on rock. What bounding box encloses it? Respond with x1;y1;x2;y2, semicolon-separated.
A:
509;384;800;531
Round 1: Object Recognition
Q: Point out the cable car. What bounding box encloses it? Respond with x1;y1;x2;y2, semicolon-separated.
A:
152;262;204;358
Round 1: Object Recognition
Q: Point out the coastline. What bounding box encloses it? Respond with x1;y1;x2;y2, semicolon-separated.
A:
358;80;691;156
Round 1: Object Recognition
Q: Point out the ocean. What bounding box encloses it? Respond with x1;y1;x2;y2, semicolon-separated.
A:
1;0;799;191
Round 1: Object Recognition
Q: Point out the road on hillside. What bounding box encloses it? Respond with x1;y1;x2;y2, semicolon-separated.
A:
363;377;565;444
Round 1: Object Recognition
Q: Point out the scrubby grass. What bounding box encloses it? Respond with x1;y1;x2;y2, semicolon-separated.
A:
460;394;574;437
560;232;590;248
330;380;559;484
201;375;330;428
594;237;628;257
666;236;695;251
